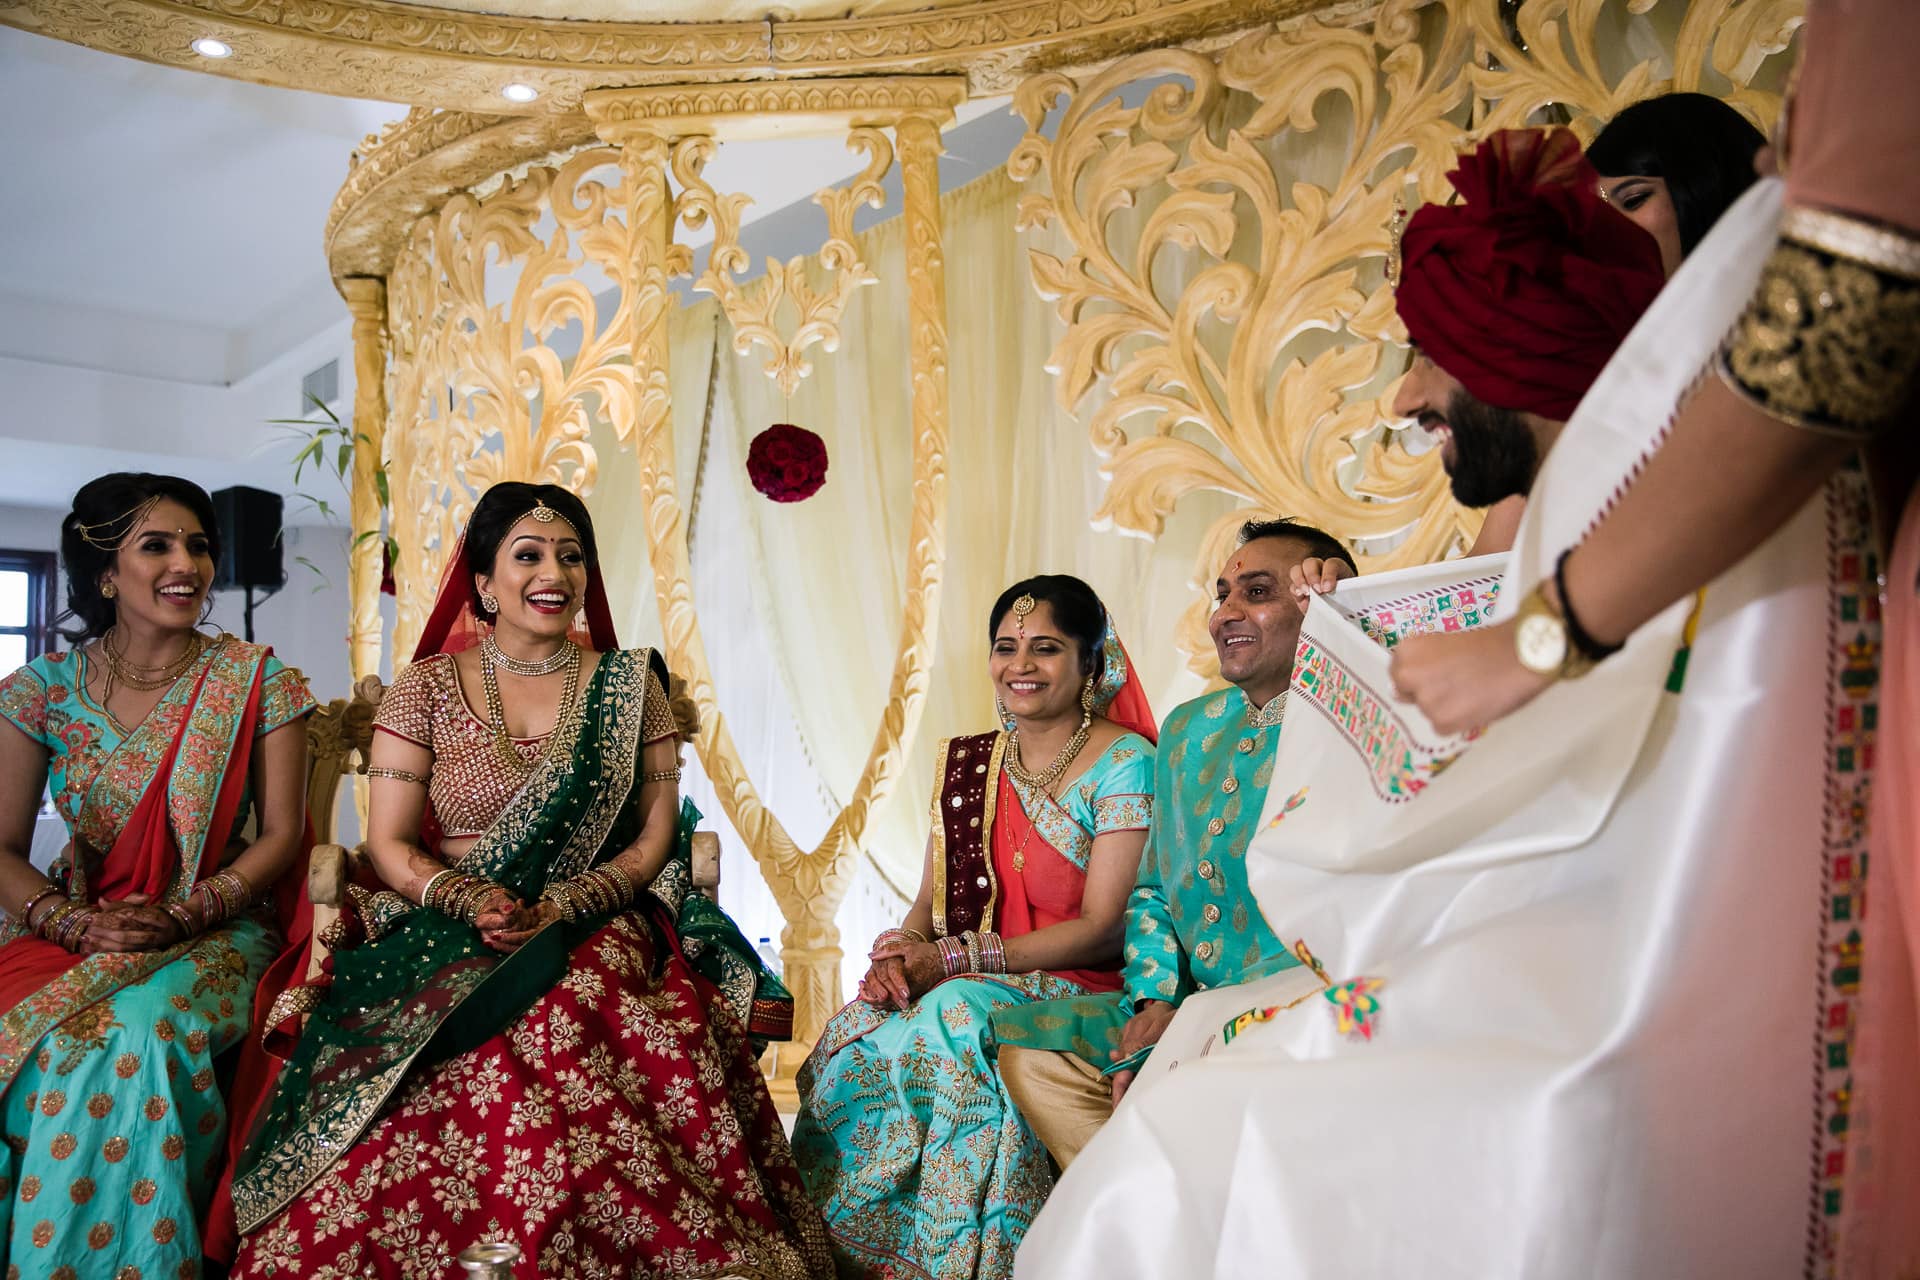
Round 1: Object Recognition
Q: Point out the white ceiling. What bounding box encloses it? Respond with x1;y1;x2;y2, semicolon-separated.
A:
0;27;408;385
0;25;1017;518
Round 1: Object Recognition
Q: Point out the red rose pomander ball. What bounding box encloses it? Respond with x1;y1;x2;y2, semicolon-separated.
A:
746;423;829;503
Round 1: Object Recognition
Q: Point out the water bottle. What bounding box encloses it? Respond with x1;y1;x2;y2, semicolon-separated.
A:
454;1240;520;1278
755;936;783;977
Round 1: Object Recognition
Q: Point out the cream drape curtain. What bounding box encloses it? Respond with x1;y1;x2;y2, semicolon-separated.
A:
587;167;1229;968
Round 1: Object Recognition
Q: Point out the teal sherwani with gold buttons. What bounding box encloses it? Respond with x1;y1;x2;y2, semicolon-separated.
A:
993;687;1298;1067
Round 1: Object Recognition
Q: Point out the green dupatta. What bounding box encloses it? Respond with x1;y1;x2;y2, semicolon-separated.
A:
233;649;646;1230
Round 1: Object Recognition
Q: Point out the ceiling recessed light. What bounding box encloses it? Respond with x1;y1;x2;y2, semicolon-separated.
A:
501;83;538;104
191;36;232;58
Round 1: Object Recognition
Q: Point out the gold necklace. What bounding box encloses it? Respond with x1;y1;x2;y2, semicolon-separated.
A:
98;628;204;695
482;632;576;676
480;640;582;776
1003;711;1092;791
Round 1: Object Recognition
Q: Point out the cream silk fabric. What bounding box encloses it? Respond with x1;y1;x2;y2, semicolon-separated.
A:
1017;179;1857;1277
594;171;1224;914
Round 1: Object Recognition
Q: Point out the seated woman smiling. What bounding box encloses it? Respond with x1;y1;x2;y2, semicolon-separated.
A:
791;574;1157;1280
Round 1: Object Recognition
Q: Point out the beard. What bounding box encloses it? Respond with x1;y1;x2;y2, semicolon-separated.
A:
1443;388;1541;508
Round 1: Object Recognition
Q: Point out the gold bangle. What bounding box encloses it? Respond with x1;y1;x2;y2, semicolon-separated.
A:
1721;210;1920;439
17;885;61;928
164;902;200;939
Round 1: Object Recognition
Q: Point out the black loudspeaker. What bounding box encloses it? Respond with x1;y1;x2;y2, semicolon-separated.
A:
210;486;286;591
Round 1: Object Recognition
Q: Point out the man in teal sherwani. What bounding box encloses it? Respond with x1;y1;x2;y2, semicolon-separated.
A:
995;516;1356;1165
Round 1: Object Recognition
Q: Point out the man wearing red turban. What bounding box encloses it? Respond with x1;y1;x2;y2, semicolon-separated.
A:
1391;127;1667;513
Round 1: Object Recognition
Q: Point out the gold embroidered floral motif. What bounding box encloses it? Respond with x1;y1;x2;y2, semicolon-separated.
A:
1722;234;1920;438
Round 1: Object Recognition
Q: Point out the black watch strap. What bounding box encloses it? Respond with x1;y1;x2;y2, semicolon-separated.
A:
1554;549;1623;663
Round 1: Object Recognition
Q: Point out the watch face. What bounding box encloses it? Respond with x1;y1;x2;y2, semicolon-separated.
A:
1517;613;1568;673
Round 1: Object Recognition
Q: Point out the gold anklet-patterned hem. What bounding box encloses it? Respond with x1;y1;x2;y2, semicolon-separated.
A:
1720;214;1920;439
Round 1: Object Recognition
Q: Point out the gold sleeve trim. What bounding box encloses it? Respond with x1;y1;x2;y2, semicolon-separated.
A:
1720;216;1920;440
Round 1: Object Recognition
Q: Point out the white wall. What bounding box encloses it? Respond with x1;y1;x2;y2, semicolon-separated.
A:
0;502;60;552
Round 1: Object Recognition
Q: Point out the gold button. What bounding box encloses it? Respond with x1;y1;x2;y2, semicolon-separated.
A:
1203;904;1221;924
1198;859;1217;880
1237;738;1257;754
1207;818;1226;836
1221;777;1239;794
1195;941;1215;963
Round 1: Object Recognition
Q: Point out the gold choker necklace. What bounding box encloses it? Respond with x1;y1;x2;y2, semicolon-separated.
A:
481;633;576;676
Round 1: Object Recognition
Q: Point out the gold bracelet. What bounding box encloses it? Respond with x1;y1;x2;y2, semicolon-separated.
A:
367;766;430;785
17;885;61;928
1721;208;1920;439
642;768;681;783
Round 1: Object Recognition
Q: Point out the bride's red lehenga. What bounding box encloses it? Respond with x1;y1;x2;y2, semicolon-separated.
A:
227;544;831;1280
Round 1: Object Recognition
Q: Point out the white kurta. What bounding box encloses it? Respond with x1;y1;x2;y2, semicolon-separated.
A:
1017;179;1872;1278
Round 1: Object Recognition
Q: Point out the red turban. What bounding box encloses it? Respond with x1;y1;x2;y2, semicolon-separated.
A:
1395;127;1668;421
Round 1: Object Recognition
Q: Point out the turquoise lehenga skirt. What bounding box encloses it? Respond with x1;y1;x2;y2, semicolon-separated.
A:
0;919;277;1277
791;970;1085;1280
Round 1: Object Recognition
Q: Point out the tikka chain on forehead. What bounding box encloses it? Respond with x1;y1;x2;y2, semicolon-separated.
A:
1012;592;1036;638
72;494;165;551
523;499;579;540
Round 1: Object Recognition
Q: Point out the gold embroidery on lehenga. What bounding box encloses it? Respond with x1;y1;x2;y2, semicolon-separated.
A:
230;651;652;1233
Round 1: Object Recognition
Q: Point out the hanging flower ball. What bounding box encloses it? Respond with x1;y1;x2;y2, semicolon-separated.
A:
747;423;829;503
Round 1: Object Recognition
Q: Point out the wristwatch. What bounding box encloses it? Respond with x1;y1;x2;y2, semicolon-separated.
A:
1513;581;1595;679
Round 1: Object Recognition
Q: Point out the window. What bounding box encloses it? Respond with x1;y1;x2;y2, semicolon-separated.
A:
0;550;57;679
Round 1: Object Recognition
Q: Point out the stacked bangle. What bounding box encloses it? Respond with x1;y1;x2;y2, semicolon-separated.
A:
424;872;510;925
164;902;201;939
17;884;61;928
187;869;253;929
936;934;968;979
34;899;95;951
965;929;1007;975
870;926;928;956
543;865;637;923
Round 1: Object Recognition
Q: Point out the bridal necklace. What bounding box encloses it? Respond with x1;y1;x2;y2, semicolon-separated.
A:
482;632;575;676
480;633;582;775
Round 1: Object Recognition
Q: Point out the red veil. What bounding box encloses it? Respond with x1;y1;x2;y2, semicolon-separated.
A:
408;530;621;662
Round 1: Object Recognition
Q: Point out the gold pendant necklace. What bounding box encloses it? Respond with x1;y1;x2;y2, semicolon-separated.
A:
98;628;204;696
1003;712;1092;791
480;640;582;776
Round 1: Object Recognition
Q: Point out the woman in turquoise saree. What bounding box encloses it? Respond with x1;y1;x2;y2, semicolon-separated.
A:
0;473;316;1278
792;575;1158;1280
230;482;828;1280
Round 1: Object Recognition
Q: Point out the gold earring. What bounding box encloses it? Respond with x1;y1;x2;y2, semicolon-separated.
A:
100;582;117;600
480;592;499;614
997;697;1015;731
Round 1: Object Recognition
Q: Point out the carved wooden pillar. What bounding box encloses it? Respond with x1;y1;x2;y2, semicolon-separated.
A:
340;275;388;689
585;82;961;1071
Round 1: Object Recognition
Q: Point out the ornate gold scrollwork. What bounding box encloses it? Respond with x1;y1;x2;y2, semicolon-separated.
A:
384;148;640;655
672;128;893;394
579;83;962;1042
1010;0;1800;675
